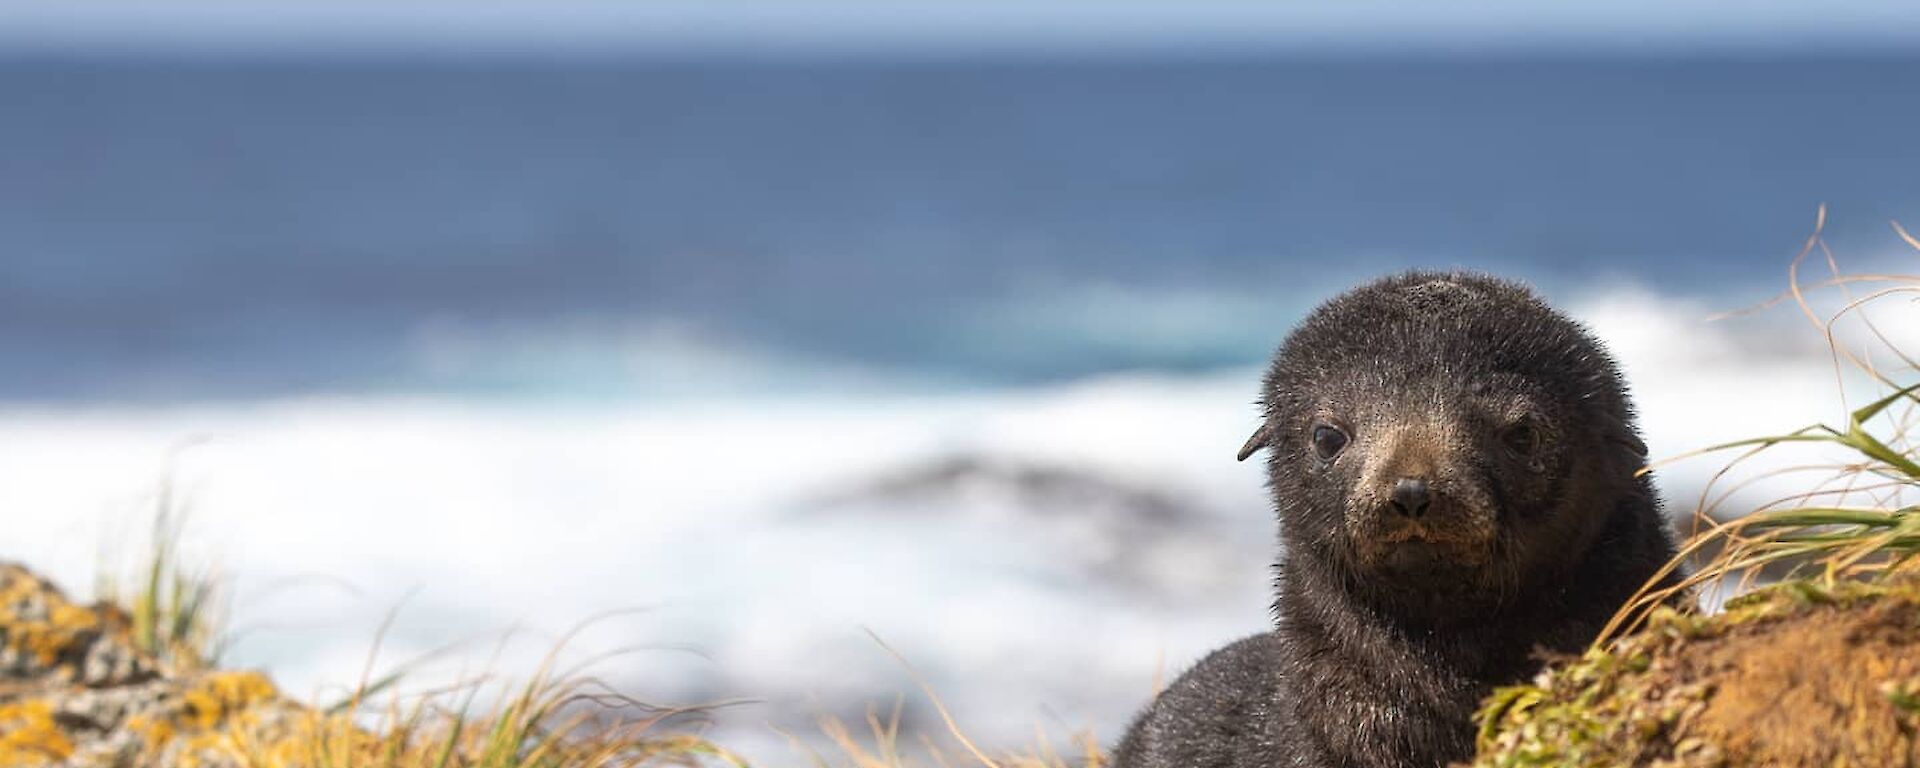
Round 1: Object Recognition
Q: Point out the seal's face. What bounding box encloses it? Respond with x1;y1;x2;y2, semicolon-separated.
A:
1300;377;1560;583
1241;273;1651;618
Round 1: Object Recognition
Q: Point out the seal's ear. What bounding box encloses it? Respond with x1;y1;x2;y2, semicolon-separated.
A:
1609;432;1649;458
1237;423;1274;462
1600;414;1649;458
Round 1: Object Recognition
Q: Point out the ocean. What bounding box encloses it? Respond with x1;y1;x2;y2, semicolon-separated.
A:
1;51;1916;761
4;54;1919;400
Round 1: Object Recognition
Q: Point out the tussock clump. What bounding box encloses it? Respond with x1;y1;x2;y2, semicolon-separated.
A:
1472;211;1920;767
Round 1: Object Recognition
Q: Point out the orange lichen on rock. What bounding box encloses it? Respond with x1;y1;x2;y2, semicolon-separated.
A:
0;563;150;687
127;670;295;754
0;698;77;764
0;563;314;768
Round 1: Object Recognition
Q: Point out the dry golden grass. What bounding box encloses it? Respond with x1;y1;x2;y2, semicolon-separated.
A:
1475;209;1920;767
85;481;1100;768
1603;207;1920;643
790;633;1107;768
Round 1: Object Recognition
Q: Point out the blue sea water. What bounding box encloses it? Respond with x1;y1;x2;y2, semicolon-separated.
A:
2;52;1918;401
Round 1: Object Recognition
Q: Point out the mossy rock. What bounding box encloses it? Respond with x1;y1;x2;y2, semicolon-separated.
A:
1471;578;1920;767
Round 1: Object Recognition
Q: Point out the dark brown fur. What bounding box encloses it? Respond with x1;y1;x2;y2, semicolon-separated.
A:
1112;272;1679;768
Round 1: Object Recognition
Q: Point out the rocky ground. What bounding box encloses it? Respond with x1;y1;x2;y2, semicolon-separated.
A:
0;563;313;768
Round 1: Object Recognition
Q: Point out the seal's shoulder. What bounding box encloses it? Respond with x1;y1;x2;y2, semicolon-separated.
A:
1111;633;1284;768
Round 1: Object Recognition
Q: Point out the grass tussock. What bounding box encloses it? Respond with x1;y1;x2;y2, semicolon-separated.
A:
227;667;750;768
1474;210;1920;766
94;470;226;675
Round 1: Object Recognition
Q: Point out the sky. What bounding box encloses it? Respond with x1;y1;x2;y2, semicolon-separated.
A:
6;0;1920;55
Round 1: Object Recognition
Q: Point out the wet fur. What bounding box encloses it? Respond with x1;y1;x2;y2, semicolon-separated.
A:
1112;272;1680;768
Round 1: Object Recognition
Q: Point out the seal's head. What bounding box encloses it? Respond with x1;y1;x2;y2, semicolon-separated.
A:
1239;272;1653;620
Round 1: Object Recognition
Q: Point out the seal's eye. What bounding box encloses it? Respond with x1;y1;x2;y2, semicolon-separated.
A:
1502;422;1541;456
1311;424;1349;459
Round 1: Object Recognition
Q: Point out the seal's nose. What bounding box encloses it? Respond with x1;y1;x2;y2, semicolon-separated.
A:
1390;477;1431;518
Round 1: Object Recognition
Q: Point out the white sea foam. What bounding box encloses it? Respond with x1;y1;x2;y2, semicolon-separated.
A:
0;279;1909;762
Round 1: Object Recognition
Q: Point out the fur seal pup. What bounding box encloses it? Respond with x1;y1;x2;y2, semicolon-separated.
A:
1112;272;1679;768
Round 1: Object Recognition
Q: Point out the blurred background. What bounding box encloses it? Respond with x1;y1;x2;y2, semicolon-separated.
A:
3;0;1920;762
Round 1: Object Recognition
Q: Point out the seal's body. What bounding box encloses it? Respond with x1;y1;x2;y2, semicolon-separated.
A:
1113;273;1678;768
